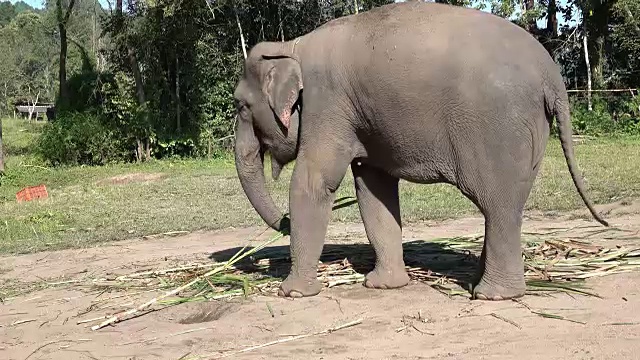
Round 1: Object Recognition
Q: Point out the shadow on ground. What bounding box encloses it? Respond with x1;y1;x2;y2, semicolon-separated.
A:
208;239;481;288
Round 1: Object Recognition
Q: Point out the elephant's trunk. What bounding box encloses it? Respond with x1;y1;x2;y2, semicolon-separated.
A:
234;117;287;231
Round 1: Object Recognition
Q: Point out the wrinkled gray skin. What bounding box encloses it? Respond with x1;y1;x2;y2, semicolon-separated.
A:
233;2;608;301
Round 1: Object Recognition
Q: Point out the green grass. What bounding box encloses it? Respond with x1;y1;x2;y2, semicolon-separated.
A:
1;117;640;255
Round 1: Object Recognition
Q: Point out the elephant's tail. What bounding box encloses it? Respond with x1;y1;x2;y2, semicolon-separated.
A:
551;94;609;227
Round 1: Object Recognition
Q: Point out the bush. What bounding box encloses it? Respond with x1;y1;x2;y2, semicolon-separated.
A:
566;95;640;136
37;111;133;166
152;137;197;159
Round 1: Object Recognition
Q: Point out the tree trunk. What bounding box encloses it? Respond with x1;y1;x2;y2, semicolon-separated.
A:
546;0;558;37
1;82;7;117
622;5;640;113
524;0;537;33
137;139;144;161
354;0;359;14
278;4;284;41
145;138;151;159
56;0;76;105
44;64;52;102
128;47;150;161
27;91;40;122
175;53;181;133
585;1;612;89
58;25;68;102
92;13;95;57
0;118;4;174
235;8;247;59
592;35;605;88
583;31;593;111
539;0;559;56
118;0;150;161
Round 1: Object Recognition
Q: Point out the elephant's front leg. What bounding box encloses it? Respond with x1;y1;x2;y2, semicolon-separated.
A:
277;156;348;298
352;163;410;289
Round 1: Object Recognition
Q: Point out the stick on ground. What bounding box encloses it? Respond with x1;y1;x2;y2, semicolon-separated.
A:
202;318;363;359
489;313;521;329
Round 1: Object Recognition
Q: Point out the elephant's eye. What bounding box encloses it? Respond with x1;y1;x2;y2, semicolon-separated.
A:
235;99;247;111
236;102;250;118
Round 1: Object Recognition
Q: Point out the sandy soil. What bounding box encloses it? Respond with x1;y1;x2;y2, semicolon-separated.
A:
2;204;640;360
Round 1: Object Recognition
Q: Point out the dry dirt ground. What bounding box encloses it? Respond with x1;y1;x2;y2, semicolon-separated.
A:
2;203;640;360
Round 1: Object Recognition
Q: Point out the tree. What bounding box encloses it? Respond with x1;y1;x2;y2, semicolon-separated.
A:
581;0;613;89
55;0;77;105
0;26;18;115
0;1;16;27
0;118;4;174
0;11;57;114
113;0;152;161
611;0;640;89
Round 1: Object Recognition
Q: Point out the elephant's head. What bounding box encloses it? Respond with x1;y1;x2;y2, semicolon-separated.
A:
232;41;303;231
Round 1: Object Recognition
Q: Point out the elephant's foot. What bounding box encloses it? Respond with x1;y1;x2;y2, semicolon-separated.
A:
364;266;410;289
472;277;525;301
277;274;322;298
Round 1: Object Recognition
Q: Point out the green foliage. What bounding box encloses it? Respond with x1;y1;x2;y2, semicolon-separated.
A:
3;0;640;165
93;0;401;160
36;70;159;166
0;1;16;27
611;0;640;54
36;111;133;166
0;10;58;113
0;0;105;117
569;95;640;136
100;71;137;126
195;47;239;155
61;70;112;113
0;1;40;27
153;138;197;159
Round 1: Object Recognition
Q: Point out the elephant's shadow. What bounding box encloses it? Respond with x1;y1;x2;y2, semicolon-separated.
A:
207;238;481;288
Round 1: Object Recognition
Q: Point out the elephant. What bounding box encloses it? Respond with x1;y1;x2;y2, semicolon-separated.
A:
232;2;608;301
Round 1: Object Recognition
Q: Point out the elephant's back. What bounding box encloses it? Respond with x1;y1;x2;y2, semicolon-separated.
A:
302;1;559;127
314;2;554;78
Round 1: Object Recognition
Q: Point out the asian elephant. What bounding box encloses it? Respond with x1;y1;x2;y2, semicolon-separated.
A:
232;2;608;301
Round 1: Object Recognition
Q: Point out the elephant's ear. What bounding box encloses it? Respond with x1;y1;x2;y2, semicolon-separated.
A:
263;58;302;130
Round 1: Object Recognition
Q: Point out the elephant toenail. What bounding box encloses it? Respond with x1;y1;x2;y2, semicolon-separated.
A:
475;293;488;300
290;291;303;298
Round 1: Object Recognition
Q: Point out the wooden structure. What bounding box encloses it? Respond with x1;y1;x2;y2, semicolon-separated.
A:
15;103;54;121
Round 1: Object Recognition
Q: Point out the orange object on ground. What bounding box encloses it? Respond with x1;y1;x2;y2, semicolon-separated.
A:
16;184;49;202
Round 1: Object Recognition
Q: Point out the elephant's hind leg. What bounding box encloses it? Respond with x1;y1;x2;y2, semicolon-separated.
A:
459;153;539;301
472;201;528;301
352;163;410;289
466;173;538;300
